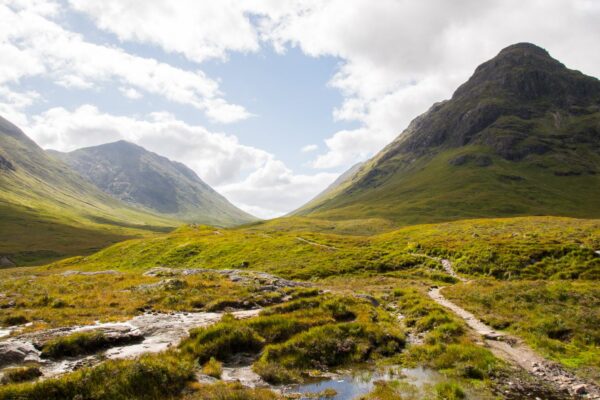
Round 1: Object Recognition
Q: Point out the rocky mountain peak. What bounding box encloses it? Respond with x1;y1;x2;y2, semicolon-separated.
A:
454;43;600;105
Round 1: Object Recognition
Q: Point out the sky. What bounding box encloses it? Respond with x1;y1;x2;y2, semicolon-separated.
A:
1;0;599;218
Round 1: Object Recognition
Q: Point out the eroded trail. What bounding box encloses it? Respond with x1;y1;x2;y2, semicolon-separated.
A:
429;260;599;399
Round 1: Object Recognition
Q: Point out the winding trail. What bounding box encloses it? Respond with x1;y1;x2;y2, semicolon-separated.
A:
296;237;338;251
428;259;600;399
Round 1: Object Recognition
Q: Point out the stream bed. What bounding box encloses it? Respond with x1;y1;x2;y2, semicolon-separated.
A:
0;309;260;378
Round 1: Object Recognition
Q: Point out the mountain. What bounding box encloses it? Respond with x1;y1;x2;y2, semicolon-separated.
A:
294;43;600;224
0;116;179;265
293;162;363;215
50;141;256;226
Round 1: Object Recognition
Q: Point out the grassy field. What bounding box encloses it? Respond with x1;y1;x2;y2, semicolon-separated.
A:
0;215;598;398
45;216;600;280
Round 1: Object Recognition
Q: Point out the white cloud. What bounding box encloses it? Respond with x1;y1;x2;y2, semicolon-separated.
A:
119;87;142;100
218;159;338;219
258;0;600;168
0;1;250;123
69;0;261;63
301;144;318;153
0;87;40;127
24;105;336;218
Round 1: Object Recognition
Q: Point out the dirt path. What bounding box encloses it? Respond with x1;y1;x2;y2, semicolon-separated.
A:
296;237;338;251
429;259;599;399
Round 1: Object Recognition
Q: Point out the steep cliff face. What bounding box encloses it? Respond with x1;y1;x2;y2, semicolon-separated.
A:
295;43;600;224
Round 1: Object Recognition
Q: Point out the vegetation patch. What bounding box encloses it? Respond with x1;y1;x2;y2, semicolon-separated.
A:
394;288;501;381
444;280;600;382
41;330;140;359
0;352;193;400
201;357;223;379
0;367;42;385
181;317;265;364
254;322;405;383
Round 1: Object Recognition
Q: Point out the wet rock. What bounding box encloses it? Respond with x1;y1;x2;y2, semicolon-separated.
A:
221;366;267;388
0;341;41;368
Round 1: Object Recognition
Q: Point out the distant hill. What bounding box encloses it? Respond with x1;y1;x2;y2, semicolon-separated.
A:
0;116;180;265
294;43;600;224
51;141;256;227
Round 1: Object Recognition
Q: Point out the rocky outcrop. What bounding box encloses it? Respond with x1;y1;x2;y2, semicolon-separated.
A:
0;155;14;172
0;256;15;268
0;341;40;368
142;267;310;289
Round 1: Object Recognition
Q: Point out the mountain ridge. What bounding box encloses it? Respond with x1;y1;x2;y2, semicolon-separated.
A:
294;43;600;224
0;116;179;265
51;140;256;226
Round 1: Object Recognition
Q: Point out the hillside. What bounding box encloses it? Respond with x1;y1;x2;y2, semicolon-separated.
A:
294;43;600;224
0;116;178;265
51;141;256;226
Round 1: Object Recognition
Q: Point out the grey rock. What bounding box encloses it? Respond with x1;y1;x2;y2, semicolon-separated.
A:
61;270;120;277
0;256;15;268
0;341;41;368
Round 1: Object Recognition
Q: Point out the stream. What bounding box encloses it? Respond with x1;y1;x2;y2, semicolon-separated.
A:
0;309;260;378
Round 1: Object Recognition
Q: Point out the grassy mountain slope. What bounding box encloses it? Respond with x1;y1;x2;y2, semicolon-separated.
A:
51;141;256;227
294;43;600;224
0;116;177;265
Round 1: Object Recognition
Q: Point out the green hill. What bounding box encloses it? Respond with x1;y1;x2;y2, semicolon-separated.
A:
51;141;256;226
0;116;178;265
294;43;600;224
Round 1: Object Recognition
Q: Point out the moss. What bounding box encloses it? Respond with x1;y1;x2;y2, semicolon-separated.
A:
254;322;405;383
202;357;223;379
434;382;466;399
41;331;113;359
1;315;27;327
183;382;280;400
181;321;265;364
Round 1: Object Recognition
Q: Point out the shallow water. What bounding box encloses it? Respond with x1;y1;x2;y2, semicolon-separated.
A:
282;367;443;399
0;309;261;378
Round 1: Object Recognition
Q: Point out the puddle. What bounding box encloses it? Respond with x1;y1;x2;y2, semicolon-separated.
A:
281;367;443;399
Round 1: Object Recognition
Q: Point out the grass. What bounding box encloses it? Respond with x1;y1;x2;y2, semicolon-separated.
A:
41;331;111;359
42;216;600;281
0;214;597;398
40;330;142;359
0;352;193;400
253;321;405;383
182;382;280;400
0;367;42;384
201;358;223;379
393;287;502;382
0;126;178;266
443;280;600;383
0;269;274;331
